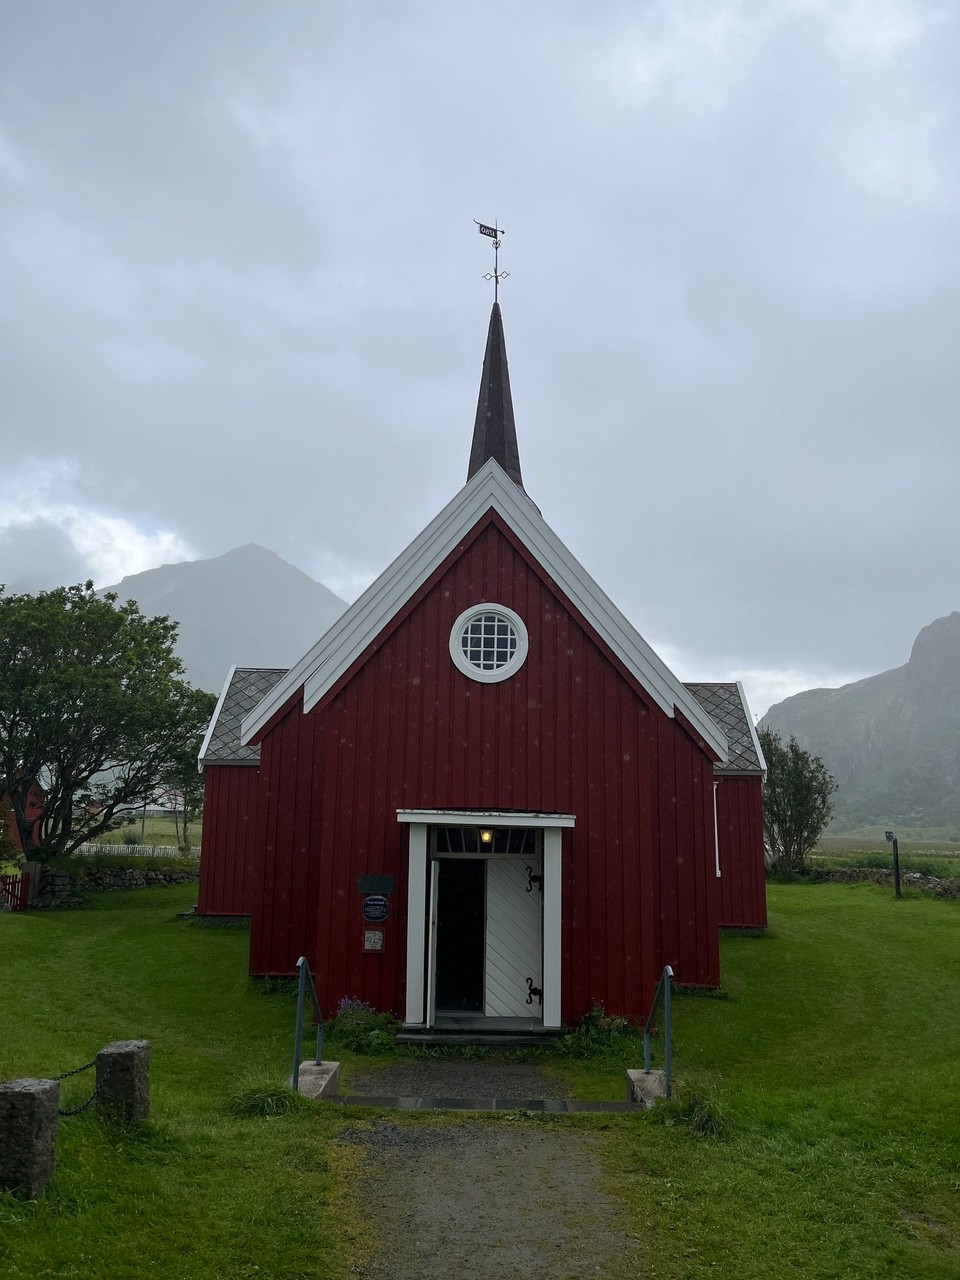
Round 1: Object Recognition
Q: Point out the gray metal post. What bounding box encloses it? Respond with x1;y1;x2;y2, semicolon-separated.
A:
293;960;307;1092
885;830;902;900
0;1078;59;1197
663;969;673;1099
96;1040;151;1122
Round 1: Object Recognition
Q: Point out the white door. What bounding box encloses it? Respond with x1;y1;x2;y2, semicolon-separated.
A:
484;856;542;1019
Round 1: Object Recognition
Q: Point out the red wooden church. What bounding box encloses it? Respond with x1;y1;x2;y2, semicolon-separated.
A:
198;303;766;1033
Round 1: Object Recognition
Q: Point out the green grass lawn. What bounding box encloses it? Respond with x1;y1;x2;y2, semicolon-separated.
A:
816;834;960;878
0;887;347;1280
2;882;958;1278
606;884;960;1279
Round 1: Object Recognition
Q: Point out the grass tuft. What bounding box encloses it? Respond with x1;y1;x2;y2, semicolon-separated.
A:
649;1084;728;1139
226;1085;307;1118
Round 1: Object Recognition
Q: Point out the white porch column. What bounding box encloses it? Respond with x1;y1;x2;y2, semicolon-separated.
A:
542;827;563;1028
404;823;428;1025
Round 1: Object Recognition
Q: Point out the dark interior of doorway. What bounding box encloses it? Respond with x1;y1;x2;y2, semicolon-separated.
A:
435;858;485;1012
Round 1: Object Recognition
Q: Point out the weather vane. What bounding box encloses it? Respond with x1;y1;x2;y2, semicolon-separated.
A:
474;219;509;302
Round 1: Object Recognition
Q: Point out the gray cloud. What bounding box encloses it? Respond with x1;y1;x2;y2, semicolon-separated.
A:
2;1;958;713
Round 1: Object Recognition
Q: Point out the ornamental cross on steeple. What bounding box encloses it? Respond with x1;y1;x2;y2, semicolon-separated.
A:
474;220;510;303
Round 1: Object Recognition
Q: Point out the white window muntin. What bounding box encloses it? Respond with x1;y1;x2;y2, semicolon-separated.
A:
449;604;529;683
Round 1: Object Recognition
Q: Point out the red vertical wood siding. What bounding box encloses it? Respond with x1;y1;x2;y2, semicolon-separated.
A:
649;716;721;988
197;766;261;915
716;776;767;928
248;513;720;1020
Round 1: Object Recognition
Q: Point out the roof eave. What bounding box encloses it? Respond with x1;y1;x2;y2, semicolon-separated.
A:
737;680;768;778
198;665;237;770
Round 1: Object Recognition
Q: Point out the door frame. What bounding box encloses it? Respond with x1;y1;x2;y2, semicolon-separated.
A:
399;809;574;1029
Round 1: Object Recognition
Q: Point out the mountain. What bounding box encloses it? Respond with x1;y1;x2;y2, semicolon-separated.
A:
103;544;348;694
762;611;960;831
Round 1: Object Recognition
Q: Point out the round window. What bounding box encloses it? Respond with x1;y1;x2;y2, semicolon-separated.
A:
449;604;529;683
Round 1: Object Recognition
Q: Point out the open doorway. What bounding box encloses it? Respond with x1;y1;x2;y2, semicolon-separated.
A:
434;858;485;1012
427;826;543;1025
400;810;572;1031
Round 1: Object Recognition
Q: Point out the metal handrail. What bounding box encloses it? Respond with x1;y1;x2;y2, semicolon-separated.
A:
292;956;324;1092
642;964;674;1099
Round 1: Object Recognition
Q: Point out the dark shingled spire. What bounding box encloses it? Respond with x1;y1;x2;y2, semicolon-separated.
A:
467;302;524;490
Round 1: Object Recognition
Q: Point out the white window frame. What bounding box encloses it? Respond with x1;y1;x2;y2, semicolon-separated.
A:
448;604;529;684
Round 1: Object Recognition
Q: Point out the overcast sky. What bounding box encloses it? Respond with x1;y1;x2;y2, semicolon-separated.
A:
2;1;958;716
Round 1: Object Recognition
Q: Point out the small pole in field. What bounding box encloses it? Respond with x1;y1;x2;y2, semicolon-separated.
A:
884;830;901;899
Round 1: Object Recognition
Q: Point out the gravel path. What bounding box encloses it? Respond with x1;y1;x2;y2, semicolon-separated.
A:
339;1119;639;1279
346;1059;570;1100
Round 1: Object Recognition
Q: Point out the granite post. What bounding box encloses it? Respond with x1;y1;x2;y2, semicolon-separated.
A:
23;861;42;906
96;1040;151;1122
0;1078;59;1197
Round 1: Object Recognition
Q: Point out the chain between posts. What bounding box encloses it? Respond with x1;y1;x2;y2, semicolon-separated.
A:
53;1059;97;1082
52;1058;102;1116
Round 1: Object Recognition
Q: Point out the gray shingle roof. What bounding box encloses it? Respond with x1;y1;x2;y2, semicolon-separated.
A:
683;683;764;773
200;670;761;772
200;667;289;765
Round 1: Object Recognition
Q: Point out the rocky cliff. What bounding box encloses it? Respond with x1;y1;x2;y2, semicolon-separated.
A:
762;611;960;830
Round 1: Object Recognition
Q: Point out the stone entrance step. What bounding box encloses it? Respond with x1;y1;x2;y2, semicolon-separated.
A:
329;1095;641;1113
395;1032;558;1047
293;1060;667;1111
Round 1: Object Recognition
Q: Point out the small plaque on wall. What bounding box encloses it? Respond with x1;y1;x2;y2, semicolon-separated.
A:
363;929;385;952
361;895;390;922
358;875;395;895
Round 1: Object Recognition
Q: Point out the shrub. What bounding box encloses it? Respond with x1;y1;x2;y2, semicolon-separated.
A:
331;997;400;1053
557;1002;640;1059
121;830;142;847
759;727;836;875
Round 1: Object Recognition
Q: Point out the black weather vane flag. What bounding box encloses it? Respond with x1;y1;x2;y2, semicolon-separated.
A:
475;219;509;302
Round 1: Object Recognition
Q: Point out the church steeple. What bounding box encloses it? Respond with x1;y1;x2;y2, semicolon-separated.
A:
467;301;525;491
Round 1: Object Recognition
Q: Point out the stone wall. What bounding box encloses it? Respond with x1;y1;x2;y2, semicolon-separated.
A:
807;865;960;900
34;865;199;910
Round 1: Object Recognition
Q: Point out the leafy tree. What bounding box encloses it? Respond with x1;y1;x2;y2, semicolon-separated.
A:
162;732;212;852
0;582;214;858
758;726;837;875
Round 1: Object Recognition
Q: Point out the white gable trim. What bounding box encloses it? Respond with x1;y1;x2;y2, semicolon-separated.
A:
198;665;237;770
737;680;768;779
241;460;728;759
